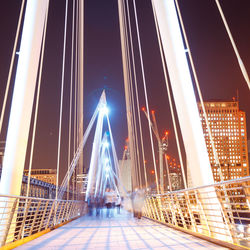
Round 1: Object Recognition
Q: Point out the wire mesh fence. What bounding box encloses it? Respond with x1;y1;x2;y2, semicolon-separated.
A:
0;194;85;247
143;177;250;248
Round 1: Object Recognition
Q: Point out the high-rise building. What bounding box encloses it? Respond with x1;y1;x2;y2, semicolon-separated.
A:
198;101;249;181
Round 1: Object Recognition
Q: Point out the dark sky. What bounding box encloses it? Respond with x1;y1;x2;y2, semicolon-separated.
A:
0;0;249;183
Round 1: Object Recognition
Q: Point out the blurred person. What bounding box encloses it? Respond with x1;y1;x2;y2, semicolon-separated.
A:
132;188;145;219
116;195;121;214
105;188;113;218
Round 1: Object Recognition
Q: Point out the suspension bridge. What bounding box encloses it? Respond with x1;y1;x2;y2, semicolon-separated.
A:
0;0;250;249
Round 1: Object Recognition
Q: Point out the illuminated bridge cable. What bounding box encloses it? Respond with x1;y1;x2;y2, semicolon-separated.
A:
56;0;69;201
133;0;160;194
174;0;224;182
151;1;187;188
123;0;140;189
126;0;146;189
67;0;76;200
214;0;250;90
118;0;139;190
123;0;142;189
58;106;99;199
27;6;49;197
72;0;79;200
0;0;25;135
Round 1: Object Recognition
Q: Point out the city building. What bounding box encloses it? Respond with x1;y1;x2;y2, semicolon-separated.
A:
198;100;249;181
23;169;57;185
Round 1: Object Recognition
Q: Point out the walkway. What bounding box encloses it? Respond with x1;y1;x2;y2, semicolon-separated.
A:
17;210;228;249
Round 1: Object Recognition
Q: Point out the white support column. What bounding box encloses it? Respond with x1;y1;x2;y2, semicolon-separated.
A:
0;0;49;196
152;0;232;241
152;0;213;187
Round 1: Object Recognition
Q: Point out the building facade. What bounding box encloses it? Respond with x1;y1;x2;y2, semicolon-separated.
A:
23;169;57;185
198;101;249;181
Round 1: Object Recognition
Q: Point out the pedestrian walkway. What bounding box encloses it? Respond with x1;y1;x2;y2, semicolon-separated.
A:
17;210;228;249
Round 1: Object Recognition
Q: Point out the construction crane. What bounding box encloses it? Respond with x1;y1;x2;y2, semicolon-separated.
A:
142;108;170;193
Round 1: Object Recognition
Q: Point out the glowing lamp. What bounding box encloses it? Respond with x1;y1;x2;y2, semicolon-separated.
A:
103;142;109;148
99;105;109;115
141;107;146;111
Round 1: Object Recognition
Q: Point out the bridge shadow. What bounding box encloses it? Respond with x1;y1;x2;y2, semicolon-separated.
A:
16;209;228;249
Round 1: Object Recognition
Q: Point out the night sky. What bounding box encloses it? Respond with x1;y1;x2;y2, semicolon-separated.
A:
0;0;249;183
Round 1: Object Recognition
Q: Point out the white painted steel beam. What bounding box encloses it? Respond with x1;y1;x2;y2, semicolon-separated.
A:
0;0;49;196
152;0;213;187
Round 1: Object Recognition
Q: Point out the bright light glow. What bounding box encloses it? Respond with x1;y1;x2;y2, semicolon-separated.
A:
103;142;109;148
105;174;109;178
99;105;109;115
105;158;109;164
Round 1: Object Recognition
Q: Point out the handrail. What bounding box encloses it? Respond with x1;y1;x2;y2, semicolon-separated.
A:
143;177;250;248
0;195;86;247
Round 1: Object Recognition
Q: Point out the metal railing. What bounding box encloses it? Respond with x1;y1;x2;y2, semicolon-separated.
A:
0;194;85;247
143;177;250;248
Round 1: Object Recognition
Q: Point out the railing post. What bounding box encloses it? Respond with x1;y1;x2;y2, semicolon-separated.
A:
195;190;211;236
38;200;49;232
216;185;238;244
65;201;73;221
148;198;156;220
28;200;42;236
61;201;69;223
174;193;188;229
17;199;32;240
55;202;64;225
0;198;18;247
152;197;160;221
45;201;56;230
184;191;198;232
168;194;177;226
161;196;171;224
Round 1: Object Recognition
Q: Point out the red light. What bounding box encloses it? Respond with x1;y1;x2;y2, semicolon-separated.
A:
151;170;155;174
165;131;169;135
151;110;155;114
141;107;146;111
124;146;128;150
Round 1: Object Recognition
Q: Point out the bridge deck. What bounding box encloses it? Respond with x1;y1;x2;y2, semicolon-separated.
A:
17;210;228;249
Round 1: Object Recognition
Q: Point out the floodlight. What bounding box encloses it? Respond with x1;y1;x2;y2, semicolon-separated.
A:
99;105;109;115
105;174;109;178
105;166;110;172
105;158;109;164
103;142;109;148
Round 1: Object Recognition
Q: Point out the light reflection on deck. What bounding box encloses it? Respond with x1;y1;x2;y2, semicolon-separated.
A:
16;209;228;249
